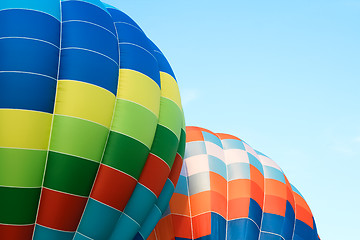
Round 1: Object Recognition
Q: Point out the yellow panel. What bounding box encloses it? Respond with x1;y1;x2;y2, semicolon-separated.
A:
117;69;160;117
160;72;182;110
54;80;116;128
0;109;52;150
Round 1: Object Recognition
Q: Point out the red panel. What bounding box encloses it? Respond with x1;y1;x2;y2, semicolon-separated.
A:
139;154;170;197
210;191;227;218
192;212;211;239
0;224;34;240
263;195;286;216
228;197;250;220
90;164;137;211
36;188;87;231
250;180;264;208
153;215;175;240
295;205;314;228
168;153;183;187
171;215;193;239
147;231;157;240
250;164;264;190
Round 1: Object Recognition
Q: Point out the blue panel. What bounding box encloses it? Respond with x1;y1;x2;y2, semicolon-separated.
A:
261;213;284;236
138;205;162;239
210;212;226;240
119;43;160;87
174;175;188;195
61;1;115;35
149;40;176;80
156;179;175;212
202;131;222;148
62;0;109;14
184;141;206;159
248;153;264;175
248;198;263;228
227;218;259;240
294;219;316;240
222;139;245;150
61;21;119;63
0;38;59;79
108;213;140;240
123;183;157;224
33;224;74;240
228;162;250;181
115;23;152;51
107;8;143;32
58;48;119;95
0;9;60;46
208;155;227;179
134;232;145;240
0;0;61;21
282;201;295;240
259;232;283;240
0;72;56;113
76;198;121;240
264;166;285;183
73;232;94;240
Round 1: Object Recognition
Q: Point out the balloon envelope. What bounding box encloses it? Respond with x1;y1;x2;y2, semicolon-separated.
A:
147;126;320;240
0;1;185;239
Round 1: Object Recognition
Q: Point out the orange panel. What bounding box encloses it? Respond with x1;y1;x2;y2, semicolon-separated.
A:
264;195;286;216
228;179;250;200
250;180;264;208
192;212;212;239
228;198;250;220
293;192;311;212
210;172;227;197
217;133;241;141
210;191;227;218
265;179;286;198
153;215;176;240
250;165;264;190
169;193;190;216
295;205;314;229
190;191;211;216
286;187;295;209
172;215;193;239
185;126;204;142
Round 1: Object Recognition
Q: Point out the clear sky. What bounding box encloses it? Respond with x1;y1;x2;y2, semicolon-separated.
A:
104;1;359;239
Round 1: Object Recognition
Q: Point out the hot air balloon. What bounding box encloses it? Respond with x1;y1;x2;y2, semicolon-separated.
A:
0;1;185;239
145;126;320;240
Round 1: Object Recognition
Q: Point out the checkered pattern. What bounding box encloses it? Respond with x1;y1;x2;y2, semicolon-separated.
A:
148;126;320;240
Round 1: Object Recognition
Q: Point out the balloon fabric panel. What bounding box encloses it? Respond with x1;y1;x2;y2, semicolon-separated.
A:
148;127;320;240
0;0;185;239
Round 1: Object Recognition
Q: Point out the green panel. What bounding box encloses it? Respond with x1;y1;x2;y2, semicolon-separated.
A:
43;151;99;197
150;125;179;168
50;115;109;162
112;99;158;149
0;186;40;224
0;148;47;187
177;129;186;159
102;131;149;179
0;0;61;21
158;97;183;139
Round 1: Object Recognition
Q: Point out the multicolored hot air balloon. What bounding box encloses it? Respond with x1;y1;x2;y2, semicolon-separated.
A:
0;1;185;239
146;127;320;240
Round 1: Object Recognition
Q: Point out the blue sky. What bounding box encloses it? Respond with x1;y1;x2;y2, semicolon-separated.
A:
105;1;359;239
